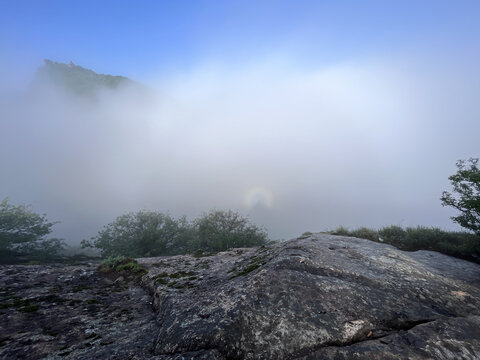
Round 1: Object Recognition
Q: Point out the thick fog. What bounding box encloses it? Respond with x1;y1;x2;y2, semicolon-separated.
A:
0;55;479;243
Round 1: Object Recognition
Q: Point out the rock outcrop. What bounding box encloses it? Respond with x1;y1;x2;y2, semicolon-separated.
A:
0;263;159;359
141;234;480;359
2;234;480;359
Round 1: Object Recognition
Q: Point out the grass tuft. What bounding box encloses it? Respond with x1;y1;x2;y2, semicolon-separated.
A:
99;256;148;276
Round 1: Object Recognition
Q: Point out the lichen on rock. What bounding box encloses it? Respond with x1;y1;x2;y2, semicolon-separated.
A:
2;234;480;359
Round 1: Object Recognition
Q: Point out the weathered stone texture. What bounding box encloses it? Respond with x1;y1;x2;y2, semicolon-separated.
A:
1;234;480;359
0;263;159;359
140;234;480;359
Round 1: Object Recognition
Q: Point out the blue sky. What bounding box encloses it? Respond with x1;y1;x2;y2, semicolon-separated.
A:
1;1;479;81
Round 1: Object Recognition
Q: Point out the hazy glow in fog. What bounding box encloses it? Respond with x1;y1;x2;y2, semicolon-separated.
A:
0;55;479;242
244;187;274;210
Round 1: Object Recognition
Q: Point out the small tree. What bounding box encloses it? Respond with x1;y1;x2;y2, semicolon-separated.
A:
441;158;480;234
195;210;268;252
0;198;64;263
85;210;194;258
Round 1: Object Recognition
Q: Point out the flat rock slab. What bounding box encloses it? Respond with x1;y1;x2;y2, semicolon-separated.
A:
139;234;480;359
0;263;159;359
1;234;480;359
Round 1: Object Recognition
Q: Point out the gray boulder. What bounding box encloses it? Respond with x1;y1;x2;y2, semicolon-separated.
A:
140;234;480;359
1;234;479;359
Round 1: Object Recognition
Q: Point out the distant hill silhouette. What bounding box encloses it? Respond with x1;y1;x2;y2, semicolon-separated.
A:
32;59;144;96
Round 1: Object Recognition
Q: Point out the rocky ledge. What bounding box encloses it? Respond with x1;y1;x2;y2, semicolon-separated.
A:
1;234;480;359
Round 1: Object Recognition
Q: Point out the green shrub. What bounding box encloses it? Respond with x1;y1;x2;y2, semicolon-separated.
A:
84;209;268;258
194;210;268;252
404;226;442;251
330;226;379;241
379;226;406;246
349;227;379;242
330;226;350;237
0;198;64;264
441;158;480;234
116;261;148;275
299;231;313;238
83;211;195;258
329;225;480;264
99;256;148;276
100;255;127;269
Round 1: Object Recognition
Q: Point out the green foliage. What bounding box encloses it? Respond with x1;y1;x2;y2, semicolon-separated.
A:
378;225;405;245
99;256;148;276
116;261;148;275
229;254;268;279
85;211;194;258
0;199;64;263
441;158;480;234
349;227;379;241
195;210;268;252
380;226;479;260
299;231;313;239
331;226;379;241
100;255;127;269
330;226;351;237
329;225;480;263
228;247;270;279
86;209;269;258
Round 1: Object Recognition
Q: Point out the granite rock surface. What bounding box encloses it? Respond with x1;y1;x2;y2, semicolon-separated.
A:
2;234;480;359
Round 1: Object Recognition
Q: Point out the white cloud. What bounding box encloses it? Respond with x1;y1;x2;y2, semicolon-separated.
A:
0;55;478;241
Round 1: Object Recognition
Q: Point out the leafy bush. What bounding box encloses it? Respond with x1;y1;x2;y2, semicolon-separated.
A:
100;255;127;269
331;226;379;241
329;225;480;263
441;158;480;234
85;209;269;258
194;210;268;252
84;211;195;258
378;225;406;246
349;227;379;242
330;226;350;237
99;256;147;276
400;227;479;261
0;198;64;263
115;261;148;275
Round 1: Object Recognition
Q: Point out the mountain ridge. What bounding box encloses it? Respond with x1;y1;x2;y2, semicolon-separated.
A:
32;59;141;96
